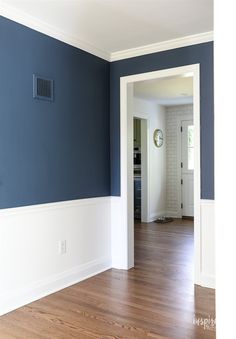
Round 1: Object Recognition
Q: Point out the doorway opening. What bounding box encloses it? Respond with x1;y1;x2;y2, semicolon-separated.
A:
132;83;194;223
120;64;201;284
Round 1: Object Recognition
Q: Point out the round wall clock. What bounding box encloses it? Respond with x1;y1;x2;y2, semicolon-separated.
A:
153;129;163;147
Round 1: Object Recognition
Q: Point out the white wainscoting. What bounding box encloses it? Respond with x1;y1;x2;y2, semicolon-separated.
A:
0;197;111;316
199;199;215;288
0;196;214;316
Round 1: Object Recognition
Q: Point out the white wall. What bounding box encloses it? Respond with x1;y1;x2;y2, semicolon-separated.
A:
165;104;193;216
133;97;166;221
0;197;111;315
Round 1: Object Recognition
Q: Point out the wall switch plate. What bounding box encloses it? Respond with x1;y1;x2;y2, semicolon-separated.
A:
58;240;66;255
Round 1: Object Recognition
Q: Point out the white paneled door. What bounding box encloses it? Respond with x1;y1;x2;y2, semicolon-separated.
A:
181;120;194;217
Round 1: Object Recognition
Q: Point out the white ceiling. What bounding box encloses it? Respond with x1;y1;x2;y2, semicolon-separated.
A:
1;0;213;60
134;75;193;106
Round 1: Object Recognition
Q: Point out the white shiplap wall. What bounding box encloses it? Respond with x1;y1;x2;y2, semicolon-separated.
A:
165;104;193;216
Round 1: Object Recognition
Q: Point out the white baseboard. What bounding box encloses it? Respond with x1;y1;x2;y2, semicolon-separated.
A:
165;210;182;218
0;256;111;316
149;210;181;221
148;211;166;222
0;197;111;316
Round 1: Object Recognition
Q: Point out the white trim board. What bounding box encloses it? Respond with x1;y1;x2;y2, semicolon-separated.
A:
0;5;213;62
1;257;110;316
0;196;110;217
110;31;214;62
0;3;110;61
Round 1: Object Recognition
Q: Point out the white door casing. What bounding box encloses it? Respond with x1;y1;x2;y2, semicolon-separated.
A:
118;64;201;284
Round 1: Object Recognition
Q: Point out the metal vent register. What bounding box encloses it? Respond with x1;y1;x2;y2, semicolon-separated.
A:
33;75;53;101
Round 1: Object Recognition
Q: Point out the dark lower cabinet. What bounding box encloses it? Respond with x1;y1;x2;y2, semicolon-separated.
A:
134;177;141;219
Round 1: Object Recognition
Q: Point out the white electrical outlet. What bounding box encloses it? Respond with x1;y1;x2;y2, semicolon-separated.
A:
58;240;66;255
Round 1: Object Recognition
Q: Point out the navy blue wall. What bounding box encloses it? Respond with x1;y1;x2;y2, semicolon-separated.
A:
0;16;110;208
0;15;214;208
110;42;214;199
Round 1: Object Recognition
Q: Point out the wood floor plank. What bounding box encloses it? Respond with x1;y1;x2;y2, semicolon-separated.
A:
0;219;215;338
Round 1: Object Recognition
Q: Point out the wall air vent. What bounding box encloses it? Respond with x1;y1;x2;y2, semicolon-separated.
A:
33;74;53;101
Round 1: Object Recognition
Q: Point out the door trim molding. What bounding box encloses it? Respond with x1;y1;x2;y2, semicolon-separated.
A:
119;64;202;284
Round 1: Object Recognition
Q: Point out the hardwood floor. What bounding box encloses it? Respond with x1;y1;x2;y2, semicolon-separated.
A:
0;219;215;338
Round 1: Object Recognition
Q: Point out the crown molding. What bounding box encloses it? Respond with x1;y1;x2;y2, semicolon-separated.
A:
0;2;213;63
0;2;110;61
109;31;214;62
